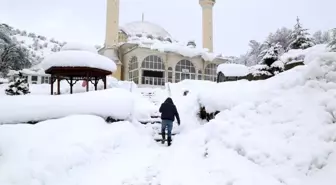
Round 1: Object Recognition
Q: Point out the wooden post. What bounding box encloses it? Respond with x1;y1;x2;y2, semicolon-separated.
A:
50;75;54;95
103;76;107;89
70;77;73;94
94;77;98;91
57;76;61;95
86;73;89;92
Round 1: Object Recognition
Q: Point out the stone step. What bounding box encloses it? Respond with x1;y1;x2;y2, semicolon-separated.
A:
140;121;161;125
157;133;177;136
154;138;170;142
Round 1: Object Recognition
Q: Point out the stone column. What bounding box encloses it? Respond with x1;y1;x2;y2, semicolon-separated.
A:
105;0;120;47
199;0;215;52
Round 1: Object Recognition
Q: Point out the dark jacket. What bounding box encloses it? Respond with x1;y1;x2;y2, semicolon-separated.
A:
159;98;181;124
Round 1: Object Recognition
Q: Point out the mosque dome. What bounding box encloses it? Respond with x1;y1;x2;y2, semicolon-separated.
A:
120;21;172;39
61;42;97;54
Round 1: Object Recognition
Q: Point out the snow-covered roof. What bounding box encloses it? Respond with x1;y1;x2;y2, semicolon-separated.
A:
61;42;98;54
126;36;224;62
21;69;48;76
120;21;172;39
41;50;117;72
7;68;49;76
217;63;249;77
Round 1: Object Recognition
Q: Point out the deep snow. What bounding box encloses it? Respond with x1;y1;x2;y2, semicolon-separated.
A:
0;45;336;185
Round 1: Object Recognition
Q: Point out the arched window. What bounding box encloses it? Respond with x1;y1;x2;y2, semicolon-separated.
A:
128;56;139;84
204;63;218;82
141;55;165;86
175;60;196;83
168;67;173;83
198;70;202;80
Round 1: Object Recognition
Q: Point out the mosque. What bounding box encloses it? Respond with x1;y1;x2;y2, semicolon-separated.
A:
99;0;227;87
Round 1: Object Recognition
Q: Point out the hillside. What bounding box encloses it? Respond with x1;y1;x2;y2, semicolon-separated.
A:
0;23;66;66
0;24;103;69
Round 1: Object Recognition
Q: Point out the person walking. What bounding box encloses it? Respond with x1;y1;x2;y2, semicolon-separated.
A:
159;97;181;146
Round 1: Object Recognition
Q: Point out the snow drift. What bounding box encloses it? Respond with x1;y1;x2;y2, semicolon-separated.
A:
0;45;336;185
0;115;156;185
0;88;135;124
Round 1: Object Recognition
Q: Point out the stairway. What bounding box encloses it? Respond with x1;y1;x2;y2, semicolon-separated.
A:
139;89;178;143
141;91;160;106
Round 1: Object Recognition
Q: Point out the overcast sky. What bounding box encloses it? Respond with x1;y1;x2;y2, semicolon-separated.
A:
0;0;335;56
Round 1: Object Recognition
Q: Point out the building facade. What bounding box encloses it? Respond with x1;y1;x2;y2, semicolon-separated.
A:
8;69;51;84
100;0;226;87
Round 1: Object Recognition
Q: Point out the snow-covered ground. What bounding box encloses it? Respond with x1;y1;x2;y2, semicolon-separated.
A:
0;45;336;185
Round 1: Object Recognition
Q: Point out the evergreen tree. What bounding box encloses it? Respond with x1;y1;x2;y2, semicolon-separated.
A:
259;42;282;66
288;17;315;50
328;29;336;52
257;42;284;75
5;73;30;95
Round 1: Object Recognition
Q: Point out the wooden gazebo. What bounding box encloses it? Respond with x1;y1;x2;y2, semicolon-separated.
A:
41;44;117;95
45;66;112;95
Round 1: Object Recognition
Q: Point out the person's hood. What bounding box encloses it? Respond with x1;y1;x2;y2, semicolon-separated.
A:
164;97;174;104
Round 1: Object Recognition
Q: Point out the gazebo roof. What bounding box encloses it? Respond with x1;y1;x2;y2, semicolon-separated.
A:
61;42;98;54
45;66;112;77
41;50;117;73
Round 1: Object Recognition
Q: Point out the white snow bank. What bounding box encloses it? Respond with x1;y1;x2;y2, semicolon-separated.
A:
175;48;336;185
304;52;336;82
0;115;156;185
0;88;134;124
304;152;336;185
132;92;158;122
41;50;116;72
0;78;8;83
199;51;336;113
281;44;329;64
217;63;249;76
61;42;98;54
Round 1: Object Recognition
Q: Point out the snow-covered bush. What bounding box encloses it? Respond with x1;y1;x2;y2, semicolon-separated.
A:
270;60;285;75
249;64;273;79
259;43;282;66
5;73;30;95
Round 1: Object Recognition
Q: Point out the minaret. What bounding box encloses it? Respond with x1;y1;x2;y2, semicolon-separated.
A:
105;0;120;47
105;0;122;80
199;0;215;52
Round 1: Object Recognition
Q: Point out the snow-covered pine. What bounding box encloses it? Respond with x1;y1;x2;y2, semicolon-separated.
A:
259;42;282;66
270;60;285;75
288;17;315;50
5;73;30;95
328;28;336;51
